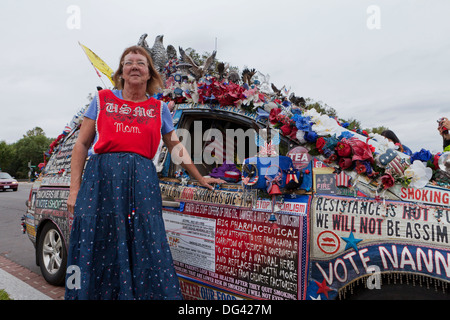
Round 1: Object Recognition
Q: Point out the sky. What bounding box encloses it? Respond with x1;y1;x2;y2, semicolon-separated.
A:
0;0;449;154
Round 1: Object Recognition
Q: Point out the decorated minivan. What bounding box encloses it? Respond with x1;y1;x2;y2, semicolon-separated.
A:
24;35;450;300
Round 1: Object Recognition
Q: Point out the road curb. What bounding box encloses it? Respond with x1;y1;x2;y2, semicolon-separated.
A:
0;256;64;300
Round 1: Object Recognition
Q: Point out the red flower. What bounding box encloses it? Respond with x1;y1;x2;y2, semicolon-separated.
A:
432;153;441;170
269;108;282;124
324;154;338;164
381;173;395;189
347;137;374;163
289;126;298;140
355;161;366;174
336;140;352;157
316;137;326;154
338;158;353;170
280;124;293;136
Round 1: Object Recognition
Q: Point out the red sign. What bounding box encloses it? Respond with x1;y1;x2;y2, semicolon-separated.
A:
317;230;340;255
166;202;302;300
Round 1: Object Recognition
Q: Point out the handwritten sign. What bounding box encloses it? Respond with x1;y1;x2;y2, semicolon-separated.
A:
163;201;307;300
309;194;450;299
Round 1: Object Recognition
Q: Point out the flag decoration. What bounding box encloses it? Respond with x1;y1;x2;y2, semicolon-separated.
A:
378;148;409;177
335;171;352;188
79;42;115;85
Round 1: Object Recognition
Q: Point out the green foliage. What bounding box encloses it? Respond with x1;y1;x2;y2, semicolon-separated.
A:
0;127;53;179
0;289;12;300
306;100;338;119
305;99;389;134
367;126;389;135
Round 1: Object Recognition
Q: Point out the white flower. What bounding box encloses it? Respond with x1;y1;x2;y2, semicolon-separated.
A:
311;114;343;137
296;130;306;144
369;133;397;154
303;108;321;121
404;160;433;189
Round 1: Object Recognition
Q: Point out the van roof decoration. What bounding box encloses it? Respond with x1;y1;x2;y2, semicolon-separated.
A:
50;34;449;193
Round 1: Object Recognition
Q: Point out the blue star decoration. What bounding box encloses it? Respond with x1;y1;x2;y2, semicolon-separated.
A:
341;232;363;252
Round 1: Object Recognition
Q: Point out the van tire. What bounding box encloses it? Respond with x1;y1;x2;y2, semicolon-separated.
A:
37;222;67;286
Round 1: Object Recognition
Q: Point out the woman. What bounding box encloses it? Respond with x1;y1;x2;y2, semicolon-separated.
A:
381;129;412;155
65;45;223;300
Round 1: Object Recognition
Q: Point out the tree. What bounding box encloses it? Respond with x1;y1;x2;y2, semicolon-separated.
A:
3;127;53;179
0;141;14;173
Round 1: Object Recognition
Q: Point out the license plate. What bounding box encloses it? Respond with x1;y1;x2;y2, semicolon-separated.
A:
4;186;9;188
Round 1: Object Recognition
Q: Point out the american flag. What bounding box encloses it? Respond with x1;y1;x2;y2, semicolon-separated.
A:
335;171;352;187
387;156;408;176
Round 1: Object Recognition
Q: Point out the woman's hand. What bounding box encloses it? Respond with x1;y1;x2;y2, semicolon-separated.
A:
198;177;226;190
438;117;450;134
67;189;79;214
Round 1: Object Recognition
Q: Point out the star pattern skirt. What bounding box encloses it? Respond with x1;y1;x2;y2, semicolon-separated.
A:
64;153;183;300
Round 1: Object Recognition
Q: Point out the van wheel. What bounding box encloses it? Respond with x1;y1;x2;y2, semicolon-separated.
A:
37;222;67;286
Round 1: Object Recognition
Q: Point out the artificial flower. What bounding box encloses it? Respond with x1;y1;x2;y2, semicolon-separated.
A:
431;153;442;170
303;108;321;122
361;160;374;176
404;160;433;189
338;131;354;140
316;137;326;154
380;173;395;189
336;140;352;157
288;126;298;140
355;161;367;174
296;130;306;144
347;137;374;163
304;130;318;143
280;124;293;136
323;135;339;151
339;158;353;170
269;108;282;124
323;154;338;164
312;114;343;136
292;113;313;131
369;133;397;154
410;148;433;163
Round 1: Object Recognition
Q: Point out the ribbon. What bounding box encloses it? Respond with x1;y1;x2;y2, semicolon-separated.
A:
265;171;282;194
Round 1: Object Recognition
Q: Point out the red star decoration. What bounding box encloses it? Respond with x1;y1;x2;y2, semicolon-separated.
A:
315;279;332;299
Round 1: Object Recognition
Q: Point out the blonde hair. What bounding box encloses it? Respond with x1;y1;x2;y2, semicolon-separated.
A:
112;45;164;96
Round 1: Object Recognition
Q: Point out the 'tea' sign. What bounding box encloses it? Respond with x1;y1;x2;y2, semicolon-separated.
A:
287;147;312;170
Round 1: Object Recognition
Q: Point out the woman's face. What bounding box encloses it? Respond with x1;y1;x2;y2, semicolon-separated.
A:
121;52;150;87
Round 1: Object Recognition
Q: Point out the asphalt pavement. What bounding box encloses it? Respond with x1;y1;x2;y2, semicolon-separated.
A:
0;182;65;300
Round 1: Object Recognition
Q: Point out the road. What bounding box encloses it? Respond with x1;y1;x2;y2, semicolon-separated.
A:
0;182;41;274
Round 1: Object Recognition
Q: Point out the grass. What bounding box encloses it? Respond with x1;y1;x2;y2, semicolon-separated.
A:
0;289;12;300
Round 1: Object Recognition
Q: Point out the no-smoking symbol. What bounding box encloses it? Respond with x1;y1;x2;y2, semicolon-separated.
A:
317;231;340;255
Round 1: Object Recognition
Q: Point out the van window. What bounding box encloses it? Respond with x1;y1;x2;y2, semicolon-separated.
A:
170;111;298;179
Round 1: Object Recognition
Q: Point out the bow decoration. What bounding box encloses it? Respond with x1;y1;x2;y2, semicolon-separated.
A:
265;171;283;195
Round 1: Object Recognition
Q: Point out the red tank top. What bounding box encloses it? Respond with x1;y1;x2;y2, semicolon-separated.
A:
93;89;162;159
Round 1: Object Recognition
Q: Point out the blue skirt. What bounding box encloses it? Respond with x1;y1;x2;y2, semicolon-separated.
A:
64;153;182;300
